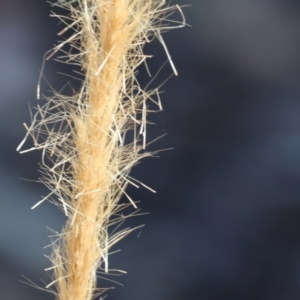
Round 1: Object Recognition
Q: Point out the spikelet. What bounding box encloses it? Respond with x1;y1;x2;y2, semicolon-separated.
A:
17;0;185;299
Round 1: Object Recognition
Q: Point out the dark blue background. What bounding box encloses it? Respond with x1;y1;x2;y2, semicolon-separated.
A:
1;0;300;299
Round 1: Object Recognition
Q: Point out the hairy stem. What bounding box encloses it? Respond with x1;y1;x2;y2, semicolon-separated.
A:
18;0;184;299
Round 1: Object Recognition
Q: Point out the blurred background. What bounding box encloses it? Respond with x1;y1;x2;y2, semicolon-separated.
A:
2;0;300;299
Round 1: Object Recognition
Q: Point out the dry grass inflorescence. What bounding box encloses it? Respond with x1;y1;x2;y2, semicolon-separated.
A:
17;0;185;299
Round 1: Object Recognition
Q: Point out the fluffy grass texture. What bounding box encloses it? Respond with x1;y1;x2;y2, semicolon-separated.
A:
17;0;185;299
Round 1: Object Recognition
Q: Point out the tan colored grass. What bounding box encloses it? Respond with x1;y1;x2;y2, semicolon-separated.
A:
18;0;185;299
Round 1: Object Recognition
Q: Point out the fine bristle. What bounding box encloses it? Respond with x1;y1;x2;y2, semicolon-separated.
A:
18;1;184;299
